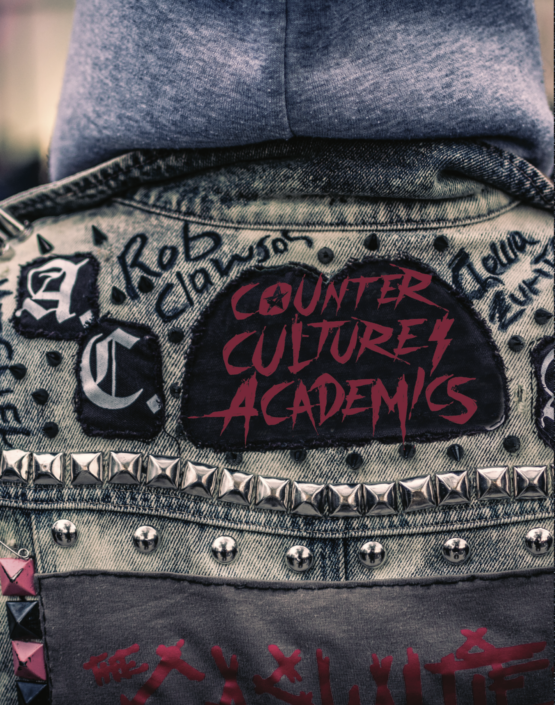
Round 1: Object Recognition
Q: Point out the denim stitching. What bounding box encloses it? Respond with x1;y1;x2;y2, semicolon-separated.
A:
1;499;551;540
37;567;551;591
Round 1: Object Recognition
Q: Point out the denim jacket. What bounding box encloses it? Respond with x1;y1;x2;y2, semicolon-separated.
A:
0;139;552;705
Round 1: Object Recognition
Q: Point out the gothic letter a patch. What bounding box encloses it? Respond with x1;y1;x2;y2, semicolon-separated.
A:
75;318;165;441
12;254;100;339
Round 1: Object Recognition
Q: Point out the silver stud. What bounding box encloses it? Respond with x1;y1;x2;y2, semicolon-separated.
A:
399;476;436;512
211;536;238;564
33;453;64;485
133;526;159;553
285;545;314;572
108;452;142;484
255;476;289;511
218;469;254;505
514;466;548;500
358;541;387;568
442;537;470;564
290;482;326;517
363;483;397;516
146;455;180;489
51;519;77;547
436;471;470;506
181;461;218;497
328;483;363;517
524;527;553;555
476;466;511;500
71;452;103;485
0;450;31;483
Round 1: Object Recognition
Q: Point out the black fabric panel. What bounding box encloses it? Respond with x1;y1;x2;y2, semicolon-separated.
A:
181;260;508;450
38;568;553;705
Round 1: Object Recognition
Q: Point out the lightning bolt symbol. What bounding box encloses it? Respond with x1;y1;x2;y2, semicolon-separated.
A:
429;314;454;374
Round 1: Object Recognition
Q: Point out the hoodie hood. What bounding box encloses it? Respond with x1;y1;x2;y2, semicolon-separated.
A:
49;0;554;180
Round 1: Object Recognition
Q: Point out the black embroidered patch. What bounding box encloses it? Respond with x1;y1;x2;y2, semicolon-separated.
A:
531;336;554;450
12;254;100;340
75;317;165;441
181;260;508;451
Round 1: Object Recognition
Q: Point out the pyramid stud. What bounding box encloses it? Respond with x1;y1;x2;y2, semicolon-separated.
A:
181;461;218;498
7;601;42;641
290;482;326;517
16;681;49;705
146;455;180;489
108;452;142;485
436;471;470;506
477;467;511;500
255;476;289;511
36;234;54;255
218;469;254;505
0;450;31;483
71;453;103;485
399;476;436;512
363;482;397;516
514;466;548;500
328;484;363;517
12;641;46;681
0;557;35;596
33;453;64;485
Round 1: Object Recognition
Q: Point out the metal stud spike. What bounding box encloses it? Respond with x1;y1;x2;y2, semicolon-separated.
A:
255;476;289;511
285;545;314;572
0;450;31;483
514;466;548;500
146;456;180;489
36;233;54;255
16;681;49;705
211;536;238;564
524;527;553;555
358;541;387;568
7;601;42;641
33;453;64;485
181;461;218;498
71;453;103;485
51;520;77;547
436;471;470;506
290;482;326;517
328;483;363;517
133;526;159;553
108;452;142;485
476;467;511;500
362;482;397;516
399;476;436;512
218;469;254;505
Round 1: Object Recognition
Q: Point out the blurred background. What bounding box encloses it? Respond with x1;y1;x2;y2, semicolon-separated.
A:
0;0;553;200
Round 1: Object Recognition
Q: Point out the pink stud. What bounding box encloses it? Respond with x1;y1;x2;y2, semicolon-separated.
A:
12;641;46;681
0;557;36;596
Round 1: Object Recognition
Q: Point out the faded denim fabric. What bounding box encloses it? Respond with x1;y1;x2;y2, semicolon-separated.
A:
49;0;554;179
0;140;553;703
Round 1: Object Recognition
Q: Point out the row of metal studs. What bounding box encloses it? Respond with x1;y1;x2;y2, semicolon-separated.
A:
0;449;551;517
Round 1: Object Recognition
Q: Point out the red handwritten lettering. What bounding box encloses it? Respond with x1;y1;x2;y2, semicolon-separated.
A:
316;649;360;705
253;327;287;377
206;646;246;705
441;377;477;425
309;373;346;425
120;639;205;705
371;377;409;443
83;644;148;687
424;628;549;705
369;654;395;705
252;645;314;705
231;283;258;320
